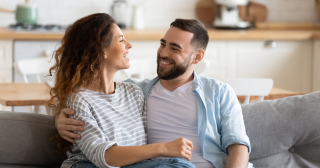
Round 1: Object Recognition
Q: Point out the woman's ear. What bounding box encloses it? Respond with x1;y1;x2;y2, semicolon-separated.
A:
104;50;108;59
192;49;205;64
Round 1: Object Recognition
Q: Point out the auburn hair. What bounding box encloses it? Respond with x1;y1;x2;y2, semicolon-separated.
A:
48;13;115;153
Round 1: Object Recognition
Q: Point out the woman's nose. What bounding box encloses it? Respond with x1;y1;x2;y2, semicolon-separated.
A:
126;41;132;49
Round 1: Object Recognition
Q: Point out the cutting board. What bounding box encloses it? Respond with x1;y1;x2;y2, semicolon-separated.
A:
195;0;216;25
195;0;268;25
317;0;320;16
238;2;268;23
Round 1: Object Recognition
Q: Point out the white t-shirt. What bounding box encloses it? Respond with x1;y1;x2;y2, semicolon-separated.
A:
147;80;214;168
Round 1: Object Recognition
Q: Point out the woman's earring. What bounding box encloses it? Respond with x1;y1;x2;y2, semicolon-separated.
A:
90;63;94;71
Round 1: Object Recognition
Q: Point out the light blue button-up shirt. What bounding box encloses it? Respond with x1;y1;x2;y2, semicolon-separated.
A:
125;72;253;168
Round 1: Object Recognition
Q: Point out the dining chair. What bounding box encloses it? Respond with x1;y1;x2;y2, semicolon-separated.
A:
219;78;274;104
121;59;157;81
194;59;210;76
14;58;54;115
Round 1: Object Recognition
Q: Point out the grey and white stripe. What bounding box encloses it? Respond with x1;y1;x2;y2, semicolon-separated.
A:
61;82;147;168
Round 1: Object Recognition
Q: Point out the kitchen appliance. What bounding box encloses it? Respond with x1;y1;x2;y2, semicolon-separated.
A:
111;0;130;28
0;0;39;25
213;0;251;29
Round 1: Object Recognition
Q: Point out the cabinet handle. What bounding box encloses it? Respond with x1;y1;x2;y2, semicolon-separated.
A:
43;49;52;57
264;41;277;48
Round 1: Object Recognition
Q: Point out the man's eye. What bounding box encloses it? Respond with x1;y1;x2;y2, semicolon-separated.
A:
172;48;179;51
160;43;165;46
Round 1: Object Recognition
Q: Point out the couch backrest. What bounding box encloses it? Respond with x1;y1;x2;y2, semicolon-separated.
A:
1;92;320;168
243;91;320;168
0;111;66;167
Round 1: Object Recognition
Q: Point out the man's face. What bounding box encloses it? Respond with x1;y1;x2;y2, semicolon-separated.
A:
157;27;195;80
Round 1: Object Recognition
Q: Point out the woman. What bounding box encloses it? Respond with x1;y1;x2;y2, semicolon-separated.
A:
48;13;195;168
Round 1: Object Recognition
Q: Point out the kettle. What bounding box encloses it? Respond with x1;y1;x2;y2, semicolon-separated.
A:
0;0;38;25
111;0;129;28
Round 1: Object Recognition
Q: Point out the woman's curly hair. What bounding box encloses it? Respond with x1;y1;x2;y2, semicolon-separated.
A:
47;13;115;153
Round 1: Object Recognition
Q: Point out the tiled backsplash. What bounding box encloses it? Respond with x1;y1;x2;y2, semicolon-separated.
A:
0;0;319;28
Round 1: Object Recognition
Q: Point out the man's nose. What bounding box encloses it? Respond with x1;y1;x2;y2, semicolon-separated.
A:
159;46;169;58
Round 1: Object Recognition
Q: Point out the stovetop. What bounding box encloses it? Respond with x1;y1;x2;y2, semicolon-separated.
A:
9;24;68;33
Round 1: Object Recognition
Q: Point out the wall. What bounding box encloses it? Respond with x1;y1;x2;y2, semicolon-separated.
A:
0;0;319;28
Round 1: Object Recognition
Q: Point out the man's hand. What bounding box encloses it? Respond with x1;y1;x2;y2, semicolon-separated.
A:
55;108;85;144
159;138;193;161
226;144;249;168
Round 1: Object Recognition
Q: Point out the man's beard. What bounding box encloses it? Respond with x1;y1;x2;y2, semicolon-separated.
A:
157;54;192;80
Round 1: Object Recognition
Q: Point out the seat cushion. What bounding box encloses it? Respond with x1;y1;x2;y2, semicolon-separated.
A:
0;164;59;168
0;111;66;167
242;91;320;168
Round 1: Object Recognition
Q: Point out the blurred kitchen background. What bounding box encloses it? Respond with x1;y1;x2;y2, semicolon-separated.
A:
0;0;320;114
0;0;319;27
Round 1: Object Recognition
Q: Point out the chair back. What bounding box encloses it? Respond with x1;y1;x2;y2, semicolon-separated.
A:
121;59;157;81
14;58;54;83
194;59;210;76
220;78;273;104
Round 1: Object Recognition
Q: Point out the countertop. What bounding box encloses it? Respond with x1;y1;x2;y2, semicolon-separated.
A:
1;23;320;41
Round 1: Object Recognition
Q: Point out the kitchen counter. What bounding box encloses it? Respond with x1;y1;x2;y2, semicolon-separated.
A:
0;23;320;41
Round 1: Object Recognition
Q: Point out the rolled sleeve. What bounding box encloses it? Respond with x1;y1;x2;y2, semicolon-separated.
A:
219;84;251;154
69;96;119;168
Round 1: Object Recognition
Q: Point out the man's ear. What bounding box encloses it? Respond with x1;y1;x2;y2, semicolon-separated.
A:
192;49;205;64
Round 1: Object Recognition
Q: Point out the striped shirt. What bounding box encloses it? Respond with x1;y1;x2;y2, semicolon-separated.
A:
61;82;147;168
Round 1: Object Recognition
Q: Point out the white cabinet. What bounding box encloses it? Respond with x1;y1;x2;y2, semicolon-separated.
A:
0;40;13;81
202;41;229;79
313;40;320;92
14;41;60;83
0;40;13;111
216;41;312;93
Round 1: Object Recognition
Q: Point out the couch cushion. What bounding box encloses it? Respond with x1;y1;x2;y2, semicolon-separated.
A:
243;91;320;168
0;111;66;167
0;164;58;168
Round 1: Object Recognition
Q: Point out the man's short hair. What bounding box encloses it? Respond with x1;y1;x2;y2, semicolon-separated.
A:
170;19;209;51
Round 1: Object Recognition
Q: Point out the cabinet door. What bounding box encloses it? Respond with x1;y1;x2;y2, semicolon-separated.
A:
0;40;13;111
0;40;13;73
14;41;60;83
313;40;320;91
228;41;312;93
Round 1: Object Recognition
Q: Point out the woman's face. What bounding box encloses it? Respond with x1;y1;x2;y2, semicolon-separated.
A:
104;24;132;71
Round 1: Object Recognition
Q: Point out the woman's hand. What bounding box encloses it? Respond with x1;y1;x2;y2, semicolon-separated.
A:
55;108;85;144
159;138;193;161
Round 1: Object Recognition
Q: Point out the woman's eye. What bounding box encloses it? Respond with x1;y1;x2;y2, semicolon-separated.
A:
120;40;123;42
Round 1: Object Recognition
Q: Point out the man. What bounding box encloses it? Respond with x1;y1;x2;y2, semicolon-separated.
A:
55;18;253;168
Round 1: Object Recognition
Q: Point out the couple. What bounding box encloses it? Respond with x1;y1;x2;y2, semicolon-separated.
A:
50;13;252;168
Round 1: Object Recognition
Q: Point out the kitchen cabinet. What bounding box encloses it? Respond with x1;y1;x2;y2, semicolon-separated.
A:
201;41;229;79
227;41;313;93
0;40;13;111
14;41;59;83
313;40;320;91
0;40;13;81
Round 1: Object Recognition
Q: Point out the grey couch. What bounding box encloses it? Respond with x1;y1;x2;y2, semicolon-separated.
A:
1;92;320;168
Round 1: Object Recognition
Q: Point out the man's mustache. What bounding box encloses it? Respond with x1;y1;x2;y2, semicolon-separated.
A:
157;55;175;64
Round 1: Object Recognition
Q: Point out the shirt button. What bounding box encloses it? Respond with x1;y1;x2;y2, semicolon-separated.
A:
289;147;295;153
